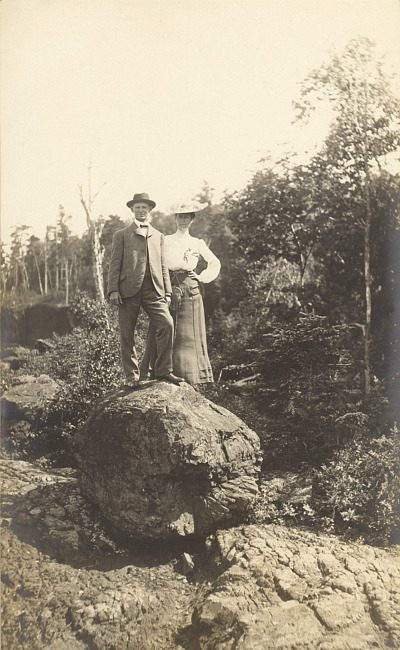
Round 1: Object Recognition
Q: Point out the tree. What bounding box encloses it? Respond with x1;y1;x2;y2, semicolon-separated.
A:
0;242;10;300
56;207;74;305
223;157;327;287
190;181;215;244
78;164;107;302
9;225;31;290
26;235;44;295
294;37;400;393
44;226;51;294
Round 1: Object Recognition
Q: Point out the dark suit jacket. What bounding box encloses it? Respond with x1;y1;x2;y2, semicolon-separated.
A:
107;222;172;298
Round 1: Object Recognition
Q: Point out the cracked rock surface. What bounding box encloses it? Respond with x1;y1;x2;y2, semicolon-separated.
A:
191;525;400;649
2;458;399;649
1;459;196;649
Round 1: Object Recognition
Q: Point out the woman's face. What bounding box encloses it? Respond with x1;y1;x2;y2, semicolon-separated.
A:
175;213;193;231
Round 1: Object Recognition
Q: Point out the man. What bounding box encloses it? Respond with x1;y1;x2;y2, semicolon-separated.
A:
108;192;183;387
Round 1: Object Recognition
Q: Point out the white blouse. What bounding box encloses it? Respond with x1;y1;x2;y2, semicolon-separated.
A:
164;232;221;284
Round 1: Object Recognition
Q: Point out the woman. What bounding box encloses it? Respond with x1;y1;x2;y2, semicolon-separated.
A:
140;201;220;385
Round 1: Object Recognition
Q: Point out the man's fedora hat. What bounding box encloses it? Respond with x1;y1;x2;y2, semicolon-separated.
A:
127;193;156;210
174;200;208;214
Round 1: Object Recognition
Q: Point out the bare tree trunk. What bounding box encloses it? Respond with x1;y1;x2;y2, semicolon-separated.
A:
21;258;30;289
33;250;44;295
68;258;74;296
64;259;69;305
265;259;282;304
363;81;372;395
44;228;49;294
364;203;372;395
47;266;53;291
80;200;106;301
54;224;59;292
350;68;372;396
78;165;109;326
71;256;77;292
78;167;107;303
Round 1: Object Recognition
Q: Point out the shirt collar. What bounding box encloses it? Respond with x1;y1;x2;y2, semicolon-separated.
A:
134;218;149;228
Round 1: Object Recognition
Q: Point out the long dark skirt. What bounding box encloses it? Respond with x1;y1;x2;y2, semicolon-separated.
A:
140;272;213;384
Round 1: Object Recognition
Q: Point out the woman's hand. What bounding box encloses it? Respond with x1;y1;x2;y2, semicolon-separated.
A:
188;271;200;281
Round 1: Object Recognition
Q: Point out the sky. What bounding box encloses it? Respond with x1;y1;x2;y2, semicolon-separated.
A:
1;0;400;244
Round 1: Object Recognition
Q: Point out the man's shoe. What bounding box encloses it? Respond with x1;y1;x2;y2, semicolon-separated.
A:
156;373;185;385
123;379;140;389
139;372;156;381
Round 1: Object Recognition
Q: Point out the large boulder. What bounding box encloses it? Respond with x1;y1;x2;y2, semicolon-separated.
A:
73;382;262;541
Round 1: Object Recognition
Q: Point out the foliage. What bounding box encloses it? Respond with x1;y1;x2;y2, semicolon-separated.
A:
243;425;400;546
207;256;303;371
294;37;400;394
223;161;327;287
312;425;400;545
20;292;147;463
294;37;400;161
69;289;111;332
208;308;389;471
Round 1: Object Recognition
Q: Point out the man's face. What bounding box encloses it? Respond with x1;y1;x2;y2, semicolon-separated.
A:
131;202;151;222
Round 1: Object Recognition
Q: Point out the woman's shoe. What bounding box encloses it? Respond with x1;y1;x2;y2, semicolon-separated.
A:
156;373;185;385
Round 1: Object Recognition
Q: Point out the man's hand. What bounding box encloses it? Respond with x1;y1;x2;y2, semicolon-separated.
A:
110;291;123;306
165;295;171;306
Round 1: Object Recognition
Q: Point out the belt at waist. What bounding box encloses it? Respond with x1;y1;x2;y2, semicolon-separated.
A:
170;270;199;290
170;270;190;278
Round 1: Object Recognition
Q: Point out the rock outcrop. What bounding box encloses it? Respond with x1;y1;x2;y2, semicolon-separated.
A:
1;304;72;349
190;525;400;649
24;303;72;346
1;302;72;348
1;374;60;422
1;459;196;650
73;382;262;541
1;309;26;348
2;458;399;649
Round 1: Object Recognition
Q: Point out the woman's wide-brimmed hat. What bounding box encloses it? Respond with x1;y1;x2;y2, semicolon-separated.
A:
126;192;156;210
174;200;208;214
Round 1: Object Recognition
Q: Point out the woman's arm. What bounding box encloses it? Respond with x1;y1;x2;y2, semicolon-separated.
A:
196;239;221;283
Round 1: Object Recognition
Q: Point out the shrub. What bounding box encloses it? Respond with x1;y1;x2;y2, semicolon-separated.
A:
311;425;400;545
20;292;148;464
208;314;385;468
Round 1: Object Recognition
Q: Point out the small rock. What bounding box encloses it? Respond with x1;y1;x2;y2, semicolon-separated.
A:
176;553;195;576
35;339;55;354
